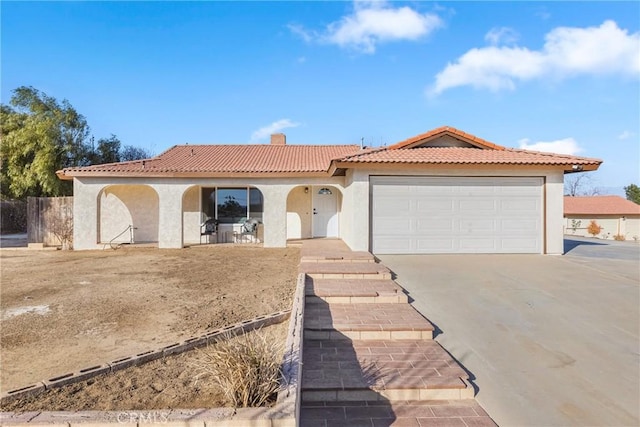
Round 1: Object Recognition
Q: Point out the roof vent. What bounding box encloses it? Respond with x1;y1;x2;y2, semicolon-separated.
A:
271;133;286;145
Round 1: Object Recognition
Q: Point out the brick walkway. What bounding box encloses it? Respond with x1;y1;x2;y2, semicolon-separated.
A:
299;239;496;427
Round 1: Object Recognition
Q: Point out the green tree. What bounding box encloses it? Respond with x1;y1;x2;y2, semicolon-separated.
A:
624;183;640;204
1;86;90;198
120;145;152;161
96;135;122;164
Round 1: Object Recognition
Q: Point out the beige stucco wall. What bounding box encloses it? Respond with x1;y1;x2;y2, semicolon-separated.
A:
99;185;159;243
340;166;566;254
564;215;640;240
287;186;312;239
72;176;347;250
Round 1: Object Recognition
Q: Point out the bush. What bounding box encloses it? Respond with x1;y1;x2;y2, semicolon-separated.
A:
193;329;284;407
587;220;602;237
613;234;625;241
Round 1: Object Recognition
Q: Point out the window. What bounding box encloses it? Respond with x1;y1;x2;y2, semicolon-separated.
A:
217;188;247;224
201;187;263;223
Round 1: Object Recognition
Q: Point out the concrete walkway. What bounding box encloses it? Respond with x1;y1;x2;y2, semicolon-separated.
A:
298;239;496;426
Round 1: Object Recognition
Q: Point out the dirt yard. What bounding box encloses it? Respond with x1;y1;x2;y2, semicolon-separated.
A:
1;323;287;411
0;245;299;394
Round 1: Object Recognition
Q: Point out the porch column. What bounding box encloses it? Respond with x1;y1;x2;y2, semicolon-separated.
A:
153;184;189;249
73;178;105;250
546;172;564;255
344;170;370;252
259;185;290;248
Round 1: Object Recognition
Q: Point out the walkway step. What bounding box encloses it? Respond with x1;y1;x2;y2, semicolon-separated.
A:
304;303;434;340
306;278;408;304
301;251;375;263
302;339;473;402
300;400;497;427
299;263;392;280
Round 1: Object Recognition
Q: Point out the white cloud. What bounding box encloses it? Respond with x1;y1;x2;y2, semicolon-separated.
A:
618;130;635;140
430;20;640;95
290;1;443;54
250;119;300;142
518;137;582;155
485;27;519;45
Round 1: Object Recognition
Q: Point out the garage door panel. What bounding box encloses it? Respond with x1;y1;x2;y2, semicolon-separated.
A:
415;238;456;252
459;238;498;251
416;199;454;214
501;199;539;212
371;176;543;254
460;219;497;233
459;199;497;213
417;218;455;232
374;218;412;235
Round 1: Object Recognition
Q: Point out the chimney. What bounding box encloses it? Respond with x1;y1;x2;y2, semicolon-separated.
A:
270;133;286;145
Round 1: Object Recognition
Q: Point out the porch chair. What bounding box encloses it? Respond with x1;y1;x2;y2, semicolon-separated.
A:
234;217;260;243
200;218;219;244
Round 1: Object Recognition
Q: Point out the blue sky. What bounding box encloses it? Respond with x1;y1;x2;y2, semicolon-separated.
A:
2;1;639;191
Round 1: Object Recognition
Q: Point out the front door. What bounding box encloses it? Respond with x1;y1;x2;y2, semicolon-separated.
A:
312;186;338;237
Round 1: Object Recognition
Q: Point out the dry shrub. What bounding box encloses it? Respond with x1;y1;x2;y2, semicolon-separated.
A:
587;220;602;237
193;329;284;407
613;234;625;241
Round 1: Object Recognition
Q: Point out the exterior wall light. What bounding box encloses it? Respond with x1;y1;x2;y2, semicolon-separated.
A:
318;187;332;195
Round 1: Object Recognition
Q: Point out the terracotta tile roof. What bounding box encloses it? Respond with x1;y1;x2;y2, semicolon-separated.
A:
564;196;640;215
388;126;506;150
58;144;361;178
338;146;602;167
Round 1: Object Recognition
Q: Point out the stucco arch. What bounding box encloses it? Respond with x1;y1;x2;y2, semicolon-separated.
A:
286;185;343;240
181;185;203;245
98;184;159;244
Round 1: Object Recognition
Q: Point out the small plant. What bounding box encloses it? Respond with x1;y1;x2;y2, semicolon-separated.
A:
613;234;625;241
634;235;639;242
587;220;602;237
193;329;284;407
49;205;74;250
570;219;581;233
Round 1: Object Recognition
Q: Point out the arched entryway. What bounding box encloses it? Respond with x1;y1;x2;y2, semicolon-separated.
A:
98;185;159;244
287;185;341;239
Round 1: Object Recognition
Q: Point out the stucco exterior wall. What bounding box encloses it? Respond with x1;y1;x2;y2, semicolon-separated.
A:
72;176;346;250
340;166;566;254
287;186;312;239
99;185;159;243
564;215;640;240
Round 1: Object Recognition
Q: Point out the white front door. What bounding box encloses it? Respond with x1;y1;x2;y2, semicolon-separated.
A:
312;186;338;237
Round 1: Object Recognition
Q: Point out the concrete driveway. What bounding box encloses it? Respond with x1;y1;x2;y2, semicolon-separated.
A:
378;238;639;427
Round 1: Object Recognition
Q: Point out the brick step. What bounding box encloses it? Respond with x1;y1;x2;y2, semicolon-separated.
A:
304;303;434;340
301;339;473;402
299;263;391;280
300;400;497;426
305;278;408;304
301;251;375;263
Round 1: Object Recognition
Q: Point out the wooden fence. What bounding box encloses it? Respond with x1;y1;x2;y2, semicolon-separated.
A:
27;197;73;247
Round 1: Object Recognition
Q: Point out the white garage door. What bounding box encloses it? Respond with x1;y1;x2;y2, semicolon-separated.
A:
371;176;543;254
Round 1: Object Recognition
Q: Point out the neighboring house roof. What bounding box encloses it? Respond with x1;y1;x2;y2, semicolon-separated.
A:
564;196;640;216
58;144;361;179
57;126;602;179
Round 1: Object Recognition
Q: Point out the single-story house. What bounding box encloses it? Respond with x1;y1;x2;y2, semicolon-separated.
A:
57;126;602;254
564;195;640;240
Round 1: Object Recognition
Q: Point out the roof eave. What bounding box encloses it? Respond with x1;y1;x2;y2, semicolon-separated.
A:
57;170;335;179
